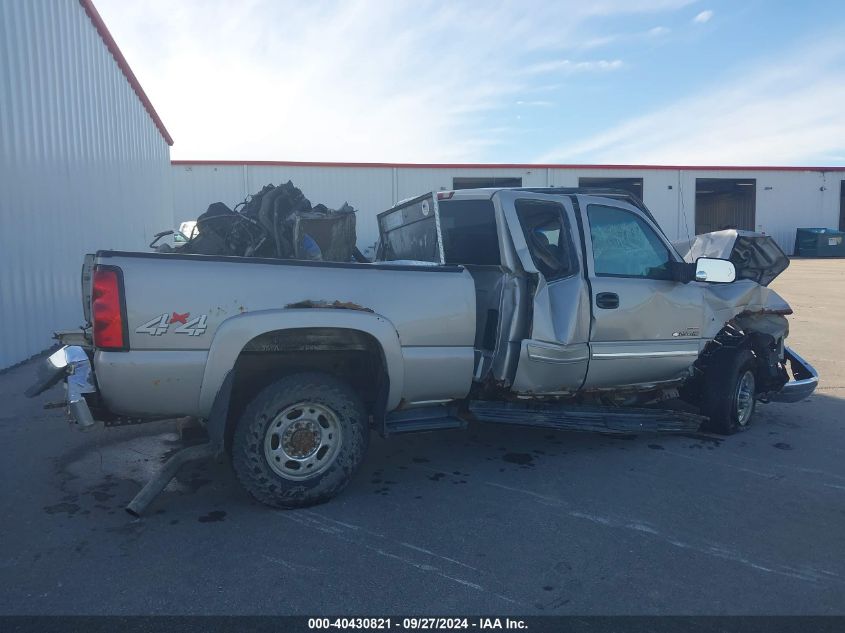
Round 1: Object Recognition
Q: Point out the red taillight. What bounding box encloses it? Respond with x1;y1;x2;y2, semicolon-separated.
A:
92;266;127;350
437;191;455;200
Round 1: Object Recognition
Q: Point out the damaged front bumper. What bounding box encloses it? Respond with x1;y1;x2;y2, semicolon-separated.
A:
768;347;819;403
25;346;98;428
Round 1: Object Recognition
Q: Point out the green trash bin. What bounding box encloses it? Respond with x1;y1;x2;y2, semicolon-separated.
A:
794;228;845;257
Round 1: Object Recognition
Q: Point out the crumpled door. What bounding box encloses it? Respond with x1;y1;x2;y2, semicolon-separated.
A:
498;191;591;395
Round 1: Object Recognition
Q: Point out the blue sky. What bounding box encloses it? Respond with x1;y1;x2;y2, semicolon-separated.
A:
97;0;845;165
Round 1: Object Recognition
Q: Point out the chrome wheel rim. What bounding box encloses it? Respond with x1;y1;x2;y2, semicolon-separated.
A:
263;402;343;480
735;370;756;426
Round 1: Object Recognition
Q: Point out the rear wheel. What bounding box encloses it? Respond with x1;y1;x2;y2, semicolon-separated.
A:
232;372;369;508
700;348;758;435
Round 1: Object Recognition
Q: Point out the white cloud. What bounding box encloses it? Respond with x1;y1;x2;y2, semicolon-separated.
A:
535;39;845;165
94;0;693;162
647;26;671;37
577;34;619;49
524;59;624;74
693;10;714;23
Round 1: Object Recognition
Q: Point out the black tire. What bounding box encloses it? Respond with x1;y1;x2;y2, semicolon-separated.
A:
700;348;758;435
232;372;369;509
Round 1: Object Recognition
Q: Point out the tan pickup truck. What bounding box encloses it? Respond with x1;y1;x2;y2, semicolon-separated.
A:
28;187;817;512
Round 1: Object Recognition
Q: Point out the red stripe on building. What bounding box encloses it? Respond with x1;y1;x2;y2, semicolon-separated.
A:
171;160;845;172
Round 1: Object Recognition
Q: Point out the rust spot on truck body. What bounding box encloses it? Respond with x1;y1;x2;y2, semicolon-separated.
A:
285;299;374;313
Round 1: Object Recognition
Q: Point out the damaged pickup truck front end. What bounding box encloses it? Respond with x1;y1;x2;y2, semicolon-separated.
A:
674;229;818;404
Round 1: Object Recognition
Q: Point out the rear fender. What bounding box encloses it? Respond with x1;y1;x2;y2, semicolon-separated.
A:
198;309;404;417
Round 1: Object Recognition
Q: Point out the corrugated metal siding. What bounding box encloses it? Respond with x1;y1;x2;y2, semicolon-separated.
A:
0;0;173;368
396;167;548;200
173;164;840;255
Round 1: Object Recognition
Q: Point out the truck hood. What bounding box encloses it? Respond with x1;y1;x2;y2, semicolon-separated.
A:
673;230;789;286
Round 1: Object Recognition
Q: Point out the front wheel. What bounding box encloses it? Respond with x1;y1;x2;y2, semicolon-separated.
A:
700;348;758;435
232;372;369;509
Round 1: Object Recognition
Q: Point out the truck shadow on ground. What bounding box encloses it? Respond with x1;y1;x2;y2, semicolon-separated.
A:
38;388;830;527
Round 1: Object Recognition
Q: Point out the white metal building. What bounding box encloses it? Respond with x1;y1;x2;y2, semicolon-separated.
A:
3;1;844;371
0;0;175;368
172;161;845;256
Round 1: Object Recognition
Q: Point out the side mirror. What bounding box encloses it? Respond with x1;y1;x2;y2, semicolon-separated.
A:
695;257;736;283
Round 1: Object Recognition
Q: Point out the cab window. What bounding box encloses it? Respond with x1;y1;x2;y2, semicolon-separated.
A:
515;200;577;279
438;199;500;265
587;204;672;280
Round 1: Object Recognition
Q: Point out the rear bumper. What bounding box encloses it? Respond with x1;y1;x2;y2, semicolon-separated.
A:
768;347;819;403
26;346;98;428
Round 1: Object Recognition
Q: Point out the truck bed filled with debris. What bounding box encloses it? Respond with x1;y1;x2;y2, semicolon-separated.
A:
158;181;362;262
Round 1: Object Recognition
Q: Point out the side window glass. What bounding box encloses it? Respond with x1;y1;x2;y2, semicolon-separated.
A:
515;200;577;280
586;204;672;280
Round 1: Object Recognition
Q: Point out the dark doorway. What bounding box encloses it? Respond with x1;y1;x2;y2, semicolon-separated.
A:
453;176;522;190
695;178;756;235
579;177;644;200
840;180;845;231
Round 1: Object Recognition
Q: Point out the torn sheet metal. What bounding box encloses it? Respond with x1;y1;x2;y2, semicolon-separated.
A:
700;282;792;339
734;311;790;340
673;230;789;286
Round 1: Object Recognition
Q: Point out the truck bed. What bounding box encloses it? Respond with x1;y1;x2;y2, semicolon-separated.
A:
92;251;477;418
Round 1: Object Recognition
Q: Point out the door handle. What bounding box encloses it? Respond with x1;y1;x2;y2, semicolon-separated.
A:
596;292;619;309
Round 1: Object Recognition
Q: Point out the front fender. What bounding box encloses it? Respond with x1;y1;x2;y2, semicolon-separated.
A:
197;308;405;417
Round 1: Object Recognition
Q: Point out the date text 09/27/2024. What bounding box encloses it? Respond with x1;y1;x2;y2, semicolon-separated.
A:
307;618;528;630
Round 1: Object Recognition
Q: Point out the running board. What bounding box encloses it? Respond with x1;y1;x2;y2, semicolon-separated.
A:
468;400;705;434
384;406;467;435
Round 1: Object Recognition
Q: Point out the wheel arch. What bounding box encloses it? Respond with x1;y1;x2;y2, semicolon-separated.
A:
200;309;404;450
686;315;789;404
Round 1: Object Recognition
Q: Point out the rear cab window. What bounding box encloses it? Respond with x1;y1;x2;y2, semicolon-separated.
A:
377;194;501;266
438;199;500;266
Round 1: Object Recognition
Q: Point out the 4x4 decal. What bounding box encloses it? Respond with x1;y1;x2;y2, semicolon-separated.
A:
135;312;207;337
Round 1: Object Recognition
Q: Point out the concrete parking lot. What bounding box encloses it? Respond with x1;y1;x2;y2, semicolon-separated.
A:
1;259;844;615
